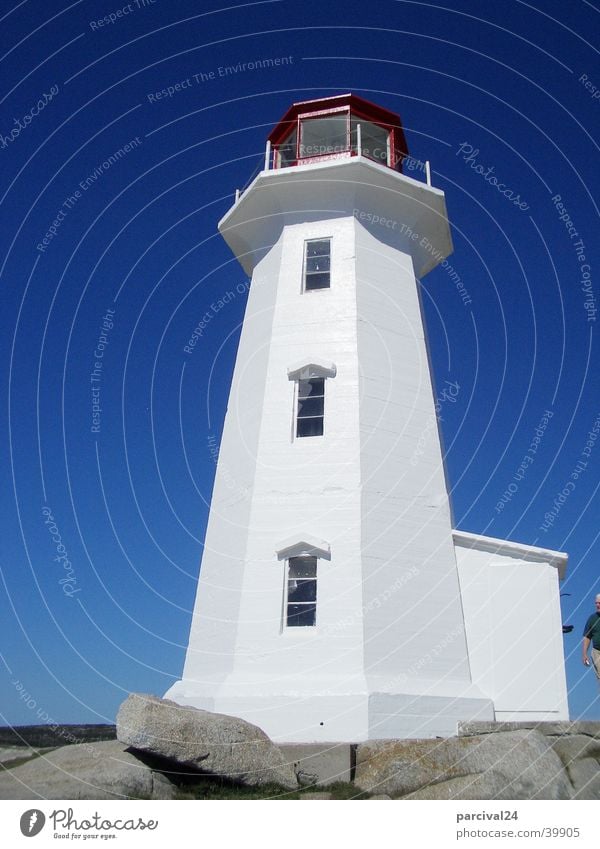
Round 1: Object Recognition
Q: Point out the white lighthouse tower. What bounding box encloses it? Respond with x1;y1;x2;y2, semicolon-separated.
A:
166;94;569;741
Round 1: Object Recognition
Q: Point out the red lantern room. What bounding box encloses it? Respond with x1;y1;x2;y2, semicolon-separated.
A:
267;93;409;172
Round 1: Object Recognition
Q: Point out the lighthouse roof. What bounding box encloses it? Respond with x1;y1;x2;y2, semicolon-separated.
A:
267;93;409;171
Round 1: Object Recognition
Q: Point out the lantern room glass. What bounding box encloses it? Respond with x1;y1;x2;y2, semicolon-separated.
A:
299;115;348;159
276;127;297;167
351;117;390;164
274;108;393;168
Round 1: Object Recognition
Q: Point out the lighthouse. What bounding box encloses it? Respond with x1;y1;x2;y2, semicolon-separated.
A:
166;94;569;741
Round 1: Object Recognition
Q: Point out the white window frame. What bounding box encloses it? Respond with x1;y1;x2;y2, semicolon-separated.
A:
287;360;337;441
275;537;331;632
303;237;332;292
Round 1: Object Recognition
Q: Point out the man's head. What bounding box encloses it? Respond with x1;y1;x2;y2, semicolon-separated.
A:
595;594;600;608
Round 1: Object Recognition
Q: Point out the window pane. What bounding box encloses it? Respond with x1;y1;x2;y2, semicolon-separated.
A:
306;240;330;258
288;579;317;603
306;255;330;274
351;117;390;164
298;378;324;398
299;115;348;158
305;272;330;290
298;396;324;418
287;603;316;627
289;557;317;579
277;128;297;167
297;416;324;437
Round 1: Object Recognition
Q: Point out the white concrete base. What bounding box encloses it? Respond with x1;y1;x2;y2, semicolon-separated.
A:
368;693;494;739
165;679;368;743
165;680;494;742
494;711;569;723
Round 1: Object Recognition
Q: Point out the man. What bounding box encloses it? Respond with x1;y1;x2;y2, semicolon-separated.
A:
582;594;600;677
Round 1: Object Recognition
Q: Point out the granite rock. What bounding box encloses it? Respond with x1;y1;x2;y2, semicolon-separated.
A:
355;730;571;800
116;693;297;789
0;740;177;800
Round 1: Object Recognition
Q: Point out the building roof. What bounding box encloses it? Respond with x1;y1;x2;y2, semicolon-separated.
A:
453;529;568;579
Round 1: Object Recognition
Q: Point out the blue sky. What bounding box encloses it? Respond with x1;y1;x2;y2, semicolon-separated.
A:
2;0;600;727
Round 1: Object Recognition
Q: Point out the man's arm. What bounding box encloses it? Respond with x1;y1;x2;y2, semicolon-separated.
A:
582;635;591;666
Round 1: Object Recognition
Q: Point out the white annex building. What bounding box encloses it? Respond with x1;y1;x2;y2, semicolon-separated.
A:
166;95;569;741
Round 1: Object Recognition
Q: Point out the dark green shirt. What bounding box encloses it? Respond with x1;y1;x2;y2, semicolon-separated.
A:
583;612;600;649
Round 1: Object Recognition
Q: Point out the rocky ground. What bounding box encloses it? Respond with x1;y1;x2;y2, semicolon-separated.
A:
0;694;599;800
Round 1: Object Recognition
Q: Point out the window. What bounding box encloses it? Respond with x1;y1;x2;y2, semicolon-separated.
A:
275;536;330;630
297;377;324;437
288;360;336;439
351;117;390;165
304;239;330;290
286;556;317;627
276;127;297;167
299;114;348;159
